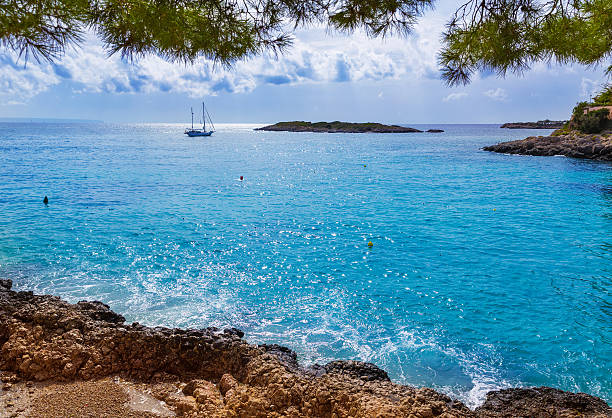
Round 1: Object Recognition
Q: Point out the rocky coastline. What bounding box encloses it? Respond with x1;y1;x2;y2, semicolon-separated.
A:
484;132;612;161
500;121;567;129
255;121;423;133
1;279;610;417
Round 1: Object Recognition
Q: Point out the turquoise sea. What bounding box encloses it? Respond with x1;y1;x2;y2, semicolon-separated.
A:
0;122;610;407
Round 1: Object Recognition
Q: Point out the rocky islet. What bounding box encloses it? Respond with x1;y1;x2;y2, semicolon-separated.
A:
255;121;424;133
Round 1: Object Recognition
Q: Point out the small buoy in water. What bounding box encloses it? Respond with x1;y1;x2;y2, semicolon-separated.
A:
367;241;373;247
240;176;244;181
493;208;496;211
363;164;367;167
43;196;48;205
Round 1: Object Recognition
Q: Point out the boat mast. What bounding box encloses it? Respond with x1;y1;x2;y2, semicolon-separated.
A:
204;106;215;132
202;102;206;131
191;107;194;129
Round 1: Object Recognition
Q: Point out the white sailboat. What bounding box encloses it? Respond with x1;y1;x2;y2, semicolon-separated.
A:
185;102;215;137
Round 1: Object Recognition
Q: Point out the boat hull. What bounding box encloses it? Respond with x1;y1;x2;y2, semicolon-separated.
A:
185;130;213;137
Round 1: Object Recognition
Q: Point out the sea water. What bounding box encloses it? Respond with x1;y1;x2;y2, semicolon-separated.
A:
0;122;610;407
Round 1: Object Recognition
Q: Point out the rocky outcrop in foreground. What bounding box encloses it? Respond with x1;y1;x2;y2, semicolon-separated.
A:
1;279;610;417
477;387;611;418
255;121;423;133
484;134;612;161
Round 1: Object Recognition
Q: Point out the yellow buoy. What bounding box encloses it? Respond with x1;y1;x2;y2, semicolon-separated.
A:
368;241;373;247
363;164;367;167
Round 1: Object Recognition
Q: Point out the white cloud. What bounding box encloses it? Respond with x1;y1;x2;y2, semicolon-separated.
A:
442;92;468;102
0;55;60;102
0;20;446;103
580;77;605;101
483;88;508;101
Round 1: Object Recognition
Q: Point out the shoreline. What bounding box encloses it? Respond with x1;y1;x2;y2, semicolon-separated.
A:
483;132;612;161
1;279;610;417
500;121;566;129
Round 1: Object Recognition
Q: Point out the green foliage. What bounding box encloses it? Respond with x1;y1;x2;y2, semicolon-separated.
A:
1;0;611;84
0;0;292;64
93;0;264;63
580;109;610;133
571;102;590;120
0;0;434;65
262;121;414;132
274;121;402;130
551;125;570;136
570;104;610;134
439;0;612;85
0;0;90;61
592;85;612;106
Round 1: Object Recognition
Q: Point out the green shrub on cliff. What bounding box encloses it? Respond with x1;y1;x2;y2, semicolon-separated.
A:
569;86;612;134
569;102;588;131
572;102;590;118
580;109;610;133
570;105;610;134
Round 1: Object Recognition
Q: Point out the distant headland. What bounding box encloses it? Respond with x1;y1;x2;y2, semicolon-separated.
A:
255;121;424;133
500;120;567;129
483;133;612;161
486;88;612;161
0;117;104;124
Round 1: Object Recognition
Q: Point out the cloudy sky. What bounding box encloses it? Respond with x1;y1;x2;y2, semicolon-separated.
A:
0;2;608;124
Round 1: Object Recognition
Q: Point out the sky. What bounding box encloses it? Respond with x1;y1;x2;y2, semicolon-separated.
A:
0;2;609;124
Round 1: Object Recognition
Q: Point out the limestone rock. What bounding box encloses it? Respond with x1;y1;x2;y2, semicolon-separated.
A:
476;387;612;418
0;282;609;417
